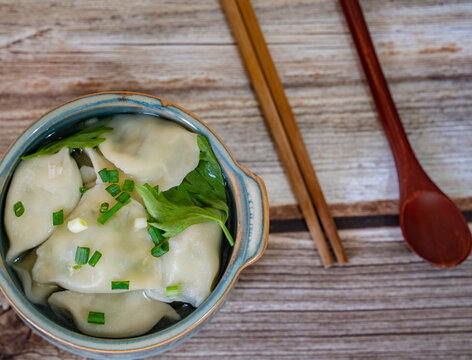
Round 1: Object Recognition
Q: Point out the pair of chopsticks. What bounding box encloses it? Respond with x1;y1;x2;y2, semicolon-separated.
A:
221;0;347;267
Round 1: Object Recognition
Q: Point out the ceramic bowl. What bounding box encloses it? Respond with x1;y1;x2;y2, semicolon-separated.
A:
0;92;269;359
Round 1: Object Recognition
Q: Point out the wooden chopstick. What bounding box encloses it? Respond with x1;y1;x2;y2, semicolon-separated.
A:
221;0;334;267
236;0;347;264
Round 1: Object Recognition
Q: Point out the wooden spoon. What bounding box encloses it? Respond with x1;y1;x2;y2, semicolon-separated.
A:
340;0;471;267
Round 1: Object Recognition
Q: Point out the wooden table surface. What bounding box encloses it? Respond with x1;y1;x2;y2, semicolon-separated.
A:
1;0;471;359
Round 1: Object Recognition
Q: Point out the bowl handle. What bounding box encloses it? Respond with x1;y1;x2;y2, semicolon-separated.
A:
238;169;269;268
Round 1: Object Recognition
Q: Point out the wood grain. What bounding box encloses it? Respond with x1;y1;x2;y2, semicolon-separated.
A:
1;227;471;359
1;0;471;210
270;197;472;221
0;0;471;358
221;0;334;266
236;0;346;263
340;0;471;268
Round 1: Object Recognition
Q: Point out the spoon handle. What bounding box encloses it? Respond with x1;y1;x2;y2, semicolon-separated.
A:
339;0;428;191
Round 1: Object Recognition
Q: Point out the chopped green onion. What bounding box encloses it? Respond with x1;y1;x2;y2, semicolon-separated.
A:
75;246;90;265
134;217;148;229
79;187;88;195
99;202;109;213
52;209;64;226
166;285;180;297
153;185;159;194
105;184;121;197
13;201;25;217
88;311;105;325
97;200;130;224
68;217;88;233
88;251;102;267
148;227;164;245
98;168;118;183
116;192;130;203
73;264;82;270
108;170;119;183
98;168;109;182
122;179;135;192
151;240;169;258
111;280;129;290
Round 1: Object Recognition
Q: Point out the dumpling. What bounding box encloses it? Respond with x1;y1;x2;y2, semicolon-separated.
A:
145;221;222;307
79;165;96;188
12;250;59;305
83;148;127;185
33;184;164;293
83;148;142;203
33;182;222;306
98;114;199;191
48;291;180;338
4;148;82;262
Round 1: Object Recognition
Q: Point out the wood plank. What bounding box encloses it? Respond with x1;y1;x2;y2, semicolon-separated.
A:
0;0;471;359
1;227;471;359
270;196;472;219
0;0;471;212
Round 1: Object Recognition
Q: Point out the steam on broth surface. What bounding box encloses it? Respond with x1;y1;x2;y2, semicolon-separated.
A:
4;114;232;338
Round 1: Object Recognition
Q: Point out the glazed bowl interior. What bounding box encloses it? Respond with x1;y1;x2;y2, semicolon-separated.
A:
0;92;268;357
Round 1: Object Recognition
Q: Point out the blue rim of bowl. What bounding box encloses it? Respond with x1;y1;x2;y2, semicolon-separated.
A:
0;91;269;354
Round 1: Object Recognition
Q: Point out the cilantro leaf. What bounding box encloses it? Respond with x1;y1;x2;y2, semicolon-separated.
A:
21;122;113;160
136;135;234;246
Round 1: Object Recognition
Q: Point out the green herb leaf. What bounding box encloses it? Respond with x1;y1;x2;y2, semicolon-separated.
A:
111;280;129;290
141;183;159;199
88;250;102;267
13;201;24;217
88;311;105;325
52;209;64;226
136;135;233;245
21;123;113;160
75;246;90;265
79;187;88;195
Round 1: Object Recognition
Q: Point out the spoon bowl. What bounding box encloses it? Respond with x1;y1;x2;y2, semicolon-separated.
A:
340;0;472;267
401;190;471;267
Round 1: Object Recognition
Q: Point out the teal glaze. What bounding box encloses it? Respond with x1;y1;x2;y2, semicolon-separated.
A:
0;92;269;359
